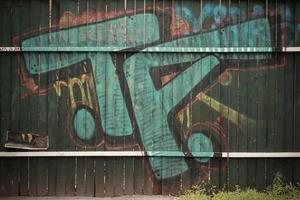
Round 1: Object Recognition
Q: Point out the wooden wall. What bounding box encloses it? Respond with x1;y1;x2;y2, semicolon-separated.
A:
0;0;300;196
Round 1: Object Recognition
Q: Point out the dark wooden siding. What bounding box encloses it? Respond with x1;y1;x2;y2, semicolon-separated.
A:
0;0;300;197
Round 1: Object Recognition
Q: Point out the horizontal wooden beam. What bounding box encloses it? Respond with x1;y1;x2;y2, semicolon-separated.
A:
1;47;300;52
0;151;300;158
221;152;300;158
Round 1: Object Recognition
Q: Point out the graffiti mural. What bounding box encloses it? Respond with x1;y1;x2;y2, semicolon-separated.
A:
0;0;299;196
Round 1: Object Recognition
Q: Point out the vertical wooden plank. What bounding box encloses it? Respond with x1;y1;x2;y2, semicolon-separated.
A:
85;1;96;196
25;0;50;196
2;2;20;194
0;2;16;196
265;74;278;184
28;158;38;196
296;0;300;47
45;0;58;196
273;51;287;182
264;65;275;187
54;74;75;196
294;52;300;183
28;97;39;196
0;158;4;196
37;1;49;196
10;0;21;137
228;73;239;190
55;156;75;197
0;158;19;196
288;1;296;180
152;0;161;194
254;0;268;190
93;0;108;197
227;52;239;191
281;0;296;184
77;156;95;197
133;152;144;194
75;0;84;196
178;0;192;191
256;73;267;192
46;57;59;197
0;158;9;196
76;139;84;195
8;60;20;194
151;0;166;194
142;2;155;196
19;156;29;196
114;3;125;197
47;83;58;194
280;53;294;182
57;95;76;196
124;156;135;195
85;157;95;196
95;156;105;197
236;0;249;190
180;55;193;194
219;57;230;190
122;55;135;196
26;0;39;196
276;0;287;183
293;0;300;185
160;52;170;195
9;1;23;196
245;61;258;189
209;0;228;190
122;0;135;189
54;0;77;196
265;0;279;187
55;71;76;198
181;62;192;193
104;60;123;197
94;40;105;196
15;0;30;196
244;0;258;185
0;1;3;154
113;157;124;196
101;1;116;196
93;0;105;195
227;79;238;191
219;64;229;190
132;0;146;195
162;0;188;195
224;0;238;190
75;1;95;197
103;157;113;196
181;0;194;194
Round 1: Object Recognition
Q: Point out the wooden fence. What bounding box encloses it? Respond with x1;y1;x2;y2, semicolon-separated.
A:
0;0;300;197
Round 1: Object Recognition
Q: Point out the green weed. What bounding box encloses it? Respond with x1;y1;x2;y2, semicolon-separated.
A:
180;173;300;200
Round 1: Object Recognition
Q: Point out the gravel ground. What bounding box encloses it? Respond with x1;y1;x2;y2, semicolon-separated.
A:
0;196;178;200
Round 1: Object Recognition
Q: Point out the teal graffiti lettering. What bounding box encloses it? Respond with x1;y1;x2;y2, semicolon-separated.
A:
21;13;160;136
124;53;219;179
128;18;271;179
21;12;272;180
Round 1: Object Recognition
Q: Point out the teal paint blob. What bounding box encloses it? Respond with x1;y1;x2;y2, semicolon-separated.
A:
74;108;95;140
21;13;160;137
187;133;213;163
124;53;219;179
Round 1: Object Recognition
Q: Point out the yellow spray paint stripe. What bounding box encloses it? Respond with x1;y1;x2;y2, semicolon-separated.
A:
197;92;256;129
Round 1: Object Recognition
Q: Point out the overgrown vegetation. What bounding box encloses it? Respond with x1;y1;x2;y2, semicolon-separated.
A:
180;173;300;200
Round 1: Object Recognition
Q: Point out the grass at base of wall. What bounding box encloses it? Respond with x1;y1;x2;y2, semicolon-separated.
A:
180;173;300;200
